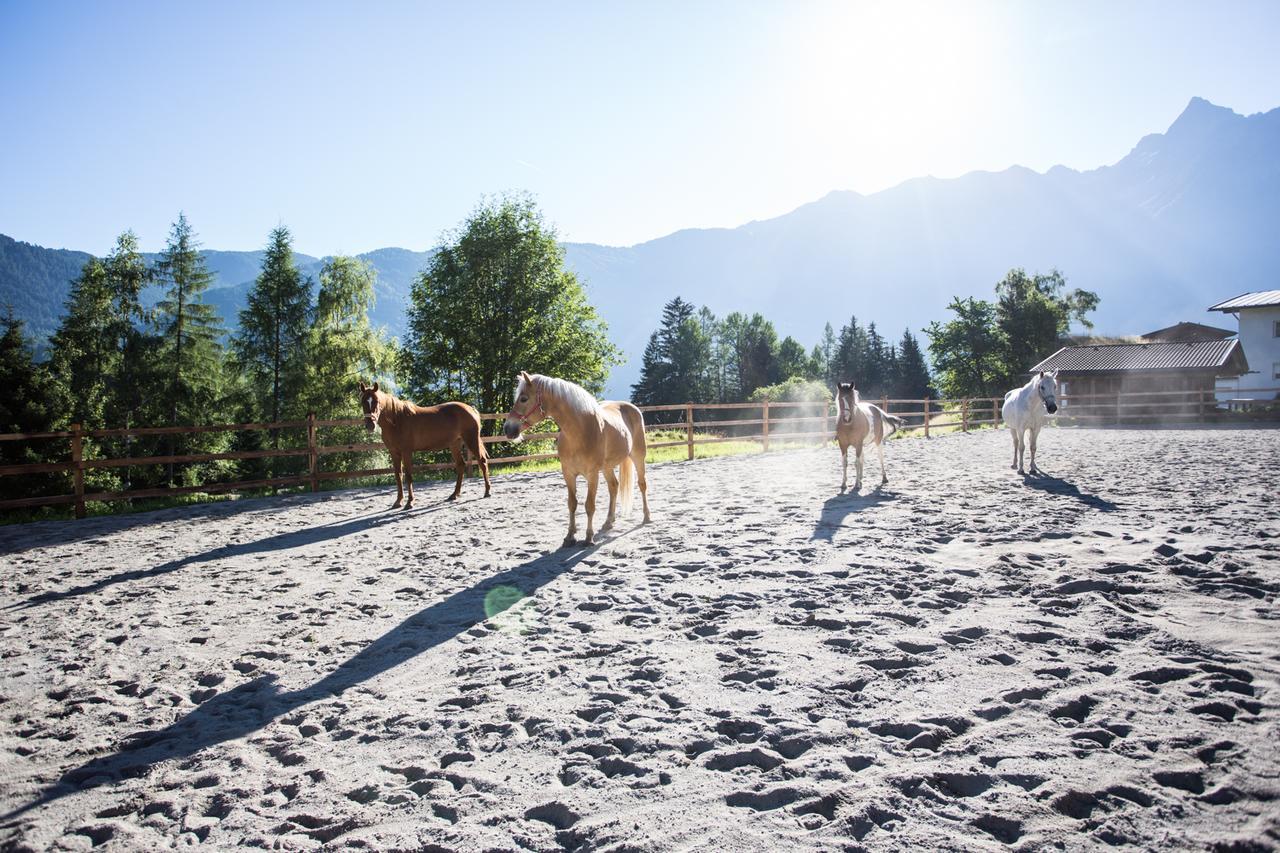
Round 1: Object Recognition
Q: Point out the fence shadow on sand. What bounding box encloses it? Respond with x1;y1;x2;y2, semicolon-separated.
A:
0;531;632;824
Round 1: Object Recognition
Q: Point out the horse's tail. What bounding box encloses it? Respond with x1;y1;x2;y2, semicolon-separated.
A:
881;409;904;439
462;404;488;467
619;456;636;518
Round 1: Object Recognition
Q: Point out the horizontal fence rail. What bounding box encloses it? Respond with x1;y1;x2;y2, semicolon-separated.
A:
1;386;1275;518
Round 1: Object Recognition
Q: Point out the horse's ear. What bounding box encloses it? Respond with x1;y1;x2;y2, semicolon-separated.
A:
1039;371;1045;378
372;382;380;393
520;370;531;383
357;381;365;393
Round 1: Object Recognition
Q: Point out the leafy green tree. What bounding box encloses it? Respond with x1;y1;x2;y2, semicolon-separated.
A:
402;194;618;423
233;226;313;429
733;313;780;397
995;268;1098;385
305;255;397;417
924;297;1005;398
776;335;809;381
102;231;157;433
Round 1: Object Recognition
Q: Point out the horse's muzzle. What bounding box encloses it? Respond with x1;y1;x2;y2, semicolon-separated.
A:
503;420;522;441
364;418;376;432
1046;403;1058;414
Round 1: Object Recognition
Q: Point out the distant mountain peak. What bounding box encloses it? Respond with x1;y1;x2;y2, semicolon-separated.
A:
1168;96;1239;134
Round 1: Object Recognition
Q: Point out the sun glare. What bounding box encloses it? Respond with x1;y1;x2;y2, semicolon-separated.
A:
775;1;1001;192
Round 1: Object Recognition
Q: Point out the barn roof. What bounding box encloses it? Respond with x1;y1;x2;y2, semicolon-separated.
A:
1030;339;1249;375
1140;321;1236;342
1208;290;1280;312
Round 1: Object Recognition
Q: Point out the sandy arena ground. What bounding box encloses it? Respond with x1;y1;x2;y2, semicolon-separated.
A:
0;427;1278;851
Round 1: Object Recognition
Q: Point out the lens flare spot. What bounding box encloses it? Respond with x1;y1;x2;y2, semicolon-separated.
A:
484;585;525;619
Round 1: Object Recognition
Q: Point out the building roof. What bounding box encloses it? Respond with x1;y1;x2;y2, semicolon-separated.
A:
1140;321;1236;342
1030;339;1249;375
1208;290;1280;312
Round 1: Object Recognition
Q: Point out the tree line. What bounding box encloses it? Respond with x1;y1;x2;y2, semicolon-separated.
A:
631;296;933;408
0;188;1097;511
0;195;617;505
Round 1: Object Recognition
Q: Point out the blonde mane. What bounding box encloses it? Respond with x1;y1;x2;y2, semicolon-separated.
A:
528;373;600;417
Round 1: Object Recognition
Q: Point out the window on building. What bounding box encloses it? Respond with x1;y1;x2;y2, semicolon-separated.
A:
1274;320;1280;338
1274;361;1280;381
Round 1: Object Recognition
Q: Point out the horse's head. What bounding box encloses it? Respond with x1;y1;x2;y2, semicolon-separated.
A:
836;382;858;423
504;371;546;441
357;382;383;431
1036;371;1059;414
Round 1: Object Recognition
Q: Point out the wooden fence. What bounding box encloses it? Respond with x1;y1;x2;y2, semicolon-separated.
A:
0;387;1274;518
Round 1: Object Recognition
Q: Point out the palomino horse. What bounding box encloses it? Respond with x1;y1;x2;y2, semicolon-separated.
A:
358;382;491;507
503;372;650;547
1002;370;1059;475
835;383;903;492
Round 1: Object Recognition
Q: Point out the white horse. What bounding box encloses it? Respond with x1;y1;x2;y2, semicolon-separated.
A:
503;372;651;547
1002;370;1059;475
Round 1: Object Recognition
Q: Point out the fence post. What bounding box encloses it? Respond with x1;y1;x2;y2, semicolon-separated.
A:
307;412;318;493
685;403;694;461
993;398;1000;425
71;423;85;519
962;399;969;432
762;401;770;452
923;399;931;438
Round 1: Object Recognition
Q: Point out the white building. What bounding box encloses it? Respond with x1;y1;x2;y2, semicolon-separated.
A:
1209;290;1280;401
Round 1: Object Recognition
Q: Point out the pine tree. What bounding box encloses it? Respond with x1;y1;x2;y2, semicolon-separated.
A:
0;311;59;501
153;214;228;483
233;226;313;433
894;328;932;400
47;257;115;429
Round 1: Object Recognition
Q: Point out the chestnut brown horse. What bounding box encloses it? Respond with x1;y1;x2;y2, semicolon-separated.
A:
358;383;491;507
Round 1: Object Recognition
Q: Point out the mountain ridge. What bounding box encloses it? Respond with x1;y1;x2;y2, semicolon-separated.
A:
3;96;1276;396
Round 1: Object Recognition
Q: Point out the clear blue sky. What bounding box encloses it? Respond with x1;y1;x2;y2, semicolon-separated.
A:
2;0;1278;256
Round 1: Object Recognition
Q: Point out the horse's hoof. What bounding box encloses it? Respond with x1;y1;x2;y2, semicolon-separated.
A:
561;536;577;548
484;491;492;498
446;493;458;502
402;502;413;510
642;515;652;525
391;500;402;508
583;534;595;545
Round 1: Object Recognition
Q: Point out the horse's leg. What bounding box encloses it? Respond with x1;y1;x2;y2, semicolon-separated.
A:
854;442;865;492
1016;428;1026;474
601;466;619;532
583;469;599;545
402;452;414;508
877;438;888;486
1029;426;1040;475
1010;425;1019;470
390;451;403;508
839;441;848;491
562;472;578;547
448;441;464;500
471;431;492;497
634;452;651;523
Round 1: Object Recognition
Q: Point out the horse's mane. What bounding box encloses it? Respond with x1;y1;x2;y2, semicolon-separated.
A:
530;374;599;417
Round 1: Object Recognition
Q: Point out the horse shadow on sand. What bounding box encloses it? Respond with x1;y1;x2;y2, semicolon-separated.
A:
0;530;629;824
1021;472;1118;512
10;497;484;611
811;487;898;543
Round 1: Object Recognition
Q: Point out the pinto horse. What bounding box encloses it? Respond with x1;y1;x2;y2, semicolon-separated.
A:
835;382;903;492
1001;370;1059;475
502;372;650;547
358;382;491;507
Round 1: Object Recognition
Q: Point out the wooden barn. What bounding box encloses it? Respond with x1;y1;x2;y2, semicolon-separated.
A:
1029;339;1250;420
